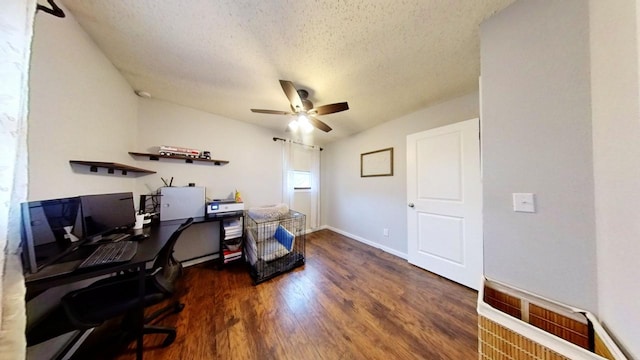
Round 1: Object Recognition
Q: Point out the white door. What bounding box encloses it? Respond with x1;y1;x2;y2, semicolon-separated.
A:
407;118;482;290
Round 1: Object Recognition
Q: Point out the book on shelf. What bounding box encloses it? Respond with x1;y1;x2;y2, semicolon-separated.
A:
222;249;242;263
223;219;242;228
222;218;243;263
223;219;242;239
223;249;241;257
224;230;242;239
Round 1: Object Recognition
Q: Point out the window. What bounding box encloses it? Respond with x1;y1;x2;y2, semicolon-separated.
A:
292;171;311;190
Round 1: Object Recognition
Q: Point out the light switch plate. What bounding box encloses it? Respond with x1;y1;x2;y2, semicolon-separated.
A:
513;193;536;213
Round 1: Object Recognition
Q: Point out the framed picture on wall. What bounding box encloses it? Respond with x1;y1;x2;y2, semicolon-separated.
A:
361;147;393;177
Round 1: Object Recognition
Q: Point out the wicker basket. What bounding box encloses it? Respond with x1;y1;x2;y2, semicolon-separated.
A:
478;278;627;360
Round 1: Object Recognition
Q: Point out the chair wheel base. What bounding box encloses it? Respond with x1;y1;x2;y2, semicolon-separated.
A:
161;332;176;347
143;325;177;347
175;303;185;313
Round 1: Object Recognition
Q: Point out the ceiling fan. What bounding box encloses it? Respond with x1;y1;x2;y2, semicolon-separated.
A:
251;80;349;132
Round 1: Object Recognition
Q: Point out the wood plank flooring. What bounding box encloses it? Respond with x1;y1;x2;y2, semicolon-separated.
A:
73;229;479;359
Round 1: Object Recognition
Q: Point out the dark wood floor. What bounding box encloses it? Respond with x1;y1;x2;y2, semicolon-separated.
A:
75;229;479;359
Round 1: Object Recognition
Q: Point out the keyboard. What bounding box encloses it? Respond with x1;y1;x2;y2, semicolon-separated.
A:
111;233;131;242
77;241;138;269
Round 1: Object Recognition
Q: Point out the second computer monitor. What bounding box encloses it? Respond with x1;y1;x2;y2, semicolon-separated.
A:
81;192;136;241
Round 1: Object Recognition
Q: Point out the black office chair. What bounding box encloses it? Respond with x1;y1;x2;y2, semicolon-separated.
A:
61;217;194;347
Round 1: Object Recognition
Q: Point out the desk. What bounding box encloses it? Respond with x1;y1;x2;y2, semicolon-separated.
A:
25;220;183;360
198;211;245;267
25;214;242;359
25;213;243;292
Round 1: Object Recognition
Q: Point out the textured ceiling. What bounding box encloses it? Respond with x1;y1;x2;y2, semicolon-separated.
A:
59;0;514;145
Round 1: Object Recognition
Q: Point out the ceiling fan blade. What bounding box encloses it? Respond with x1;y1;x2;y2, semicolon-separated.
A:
279;80;304;112
308;116;332;132
311;102;349;115
251;109;293;115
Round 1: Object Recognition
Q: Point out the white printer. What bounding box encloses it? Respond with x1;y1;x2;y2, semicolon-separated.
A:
206;199;244;215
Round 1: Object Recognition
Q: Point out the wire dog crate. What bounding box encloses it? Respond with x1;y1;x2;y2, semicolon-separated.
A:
244;209;305;284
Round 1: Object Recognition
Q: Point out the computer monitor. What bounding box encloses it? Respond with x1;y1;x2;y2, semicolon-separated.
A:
80;192;136;241
21;197;83;273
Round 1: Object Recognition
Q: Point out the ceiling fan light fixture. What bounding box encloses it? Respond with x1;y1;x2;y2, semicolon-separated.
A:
301;121;314;133
301;99;313;110
288;115;314;133
297;114;314;133
300;123;313;134
251;80;346;133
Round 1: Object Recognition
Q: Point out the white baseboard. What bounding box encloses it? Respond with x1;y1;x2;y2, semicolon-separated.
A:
180;226;409;268
182;254;217;268
320;225;408;260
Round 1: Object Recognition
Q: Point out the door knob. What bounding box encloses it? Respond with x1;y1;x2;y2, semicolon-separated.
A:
408;203;415;208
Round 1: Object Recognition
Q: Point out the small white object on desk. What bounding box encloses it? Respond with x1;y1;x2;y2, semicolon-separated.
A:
134;214;145;229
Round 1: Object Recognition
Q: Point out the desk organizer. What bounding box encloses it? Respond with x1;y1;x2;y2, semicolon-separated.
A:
478;277;627;360
245;209;305;284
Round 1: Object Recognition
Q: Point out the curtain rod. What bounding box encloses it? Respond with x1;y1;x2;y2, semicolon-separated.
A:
273;137;323;151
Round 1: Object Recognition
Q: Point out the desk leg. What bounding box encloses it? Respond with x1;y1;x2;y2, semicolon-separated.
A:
136;264;145;360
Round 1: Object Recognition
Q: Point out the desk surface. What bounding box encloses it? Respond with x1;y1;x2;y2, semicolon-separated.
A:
24;214;243;293
24;220;183;293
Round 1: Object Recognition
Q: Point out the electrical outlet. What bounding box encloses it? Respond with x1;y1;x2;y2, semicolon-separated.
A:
383;228;389;237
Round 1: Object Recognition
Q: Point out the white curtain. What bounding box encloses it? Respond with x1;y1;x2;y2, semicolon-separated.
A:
281;141;294;208
280;140;321;230
0;0;35;357
308;146;321;230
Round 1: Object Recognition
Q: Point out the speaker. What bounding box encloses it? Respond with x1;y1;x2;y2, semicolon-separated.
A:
138;194;147;214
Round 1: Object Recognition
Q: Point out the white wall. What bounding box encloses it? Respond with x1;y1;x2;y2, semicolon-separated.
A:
134;98;283;208
28;6;138;200
590;0;640;357
133;99;286;261
24;3;142;345
480;1;597;311
322;92;479;256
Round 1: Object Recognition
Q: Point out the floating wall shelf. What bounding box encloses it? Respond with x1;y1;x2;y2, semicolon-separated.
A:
128;152;229;166
69;160;156;175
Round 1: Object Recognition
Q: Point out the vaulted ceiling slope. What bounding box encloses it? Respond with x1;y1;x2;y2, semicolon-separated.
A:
59;0;514;144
